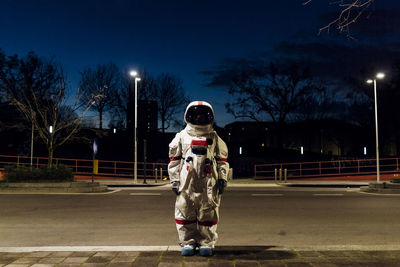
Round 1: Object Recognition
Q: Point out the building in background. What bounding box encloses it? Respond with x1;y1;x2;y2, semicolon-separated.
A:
138;100;158;134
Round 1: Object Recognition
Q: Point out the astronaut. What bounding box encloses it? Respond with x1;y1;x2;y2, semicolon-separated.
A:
168;101;229;257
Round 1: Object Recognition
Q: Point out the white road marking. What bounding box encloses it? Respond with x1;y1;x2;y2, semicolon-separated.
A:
290;244;400;251
0;246;178;252
129;193;161;196
251;193;284;197
313;193;344;196
346;188;360;192
2;244;400;252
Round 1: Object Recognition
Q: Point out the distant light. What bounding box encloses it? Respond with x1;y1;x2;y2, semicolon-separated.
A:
130;70;138;77
376;72;385;79
261;143;264;147
300;146;304;155
136;77;141;82
49;126;53;133
113;128;116;134
93;139;98;156
239;147;242;155
366;79;373;84
364;146;367;155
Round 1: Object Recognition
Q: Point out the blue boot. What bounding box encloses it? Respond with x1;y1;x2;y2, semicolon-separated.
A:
181;245;195;256
199;246;213;257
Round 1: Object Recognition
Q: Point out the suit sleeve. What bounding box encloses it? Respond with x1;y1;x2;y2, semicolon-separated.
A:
215;133;229;182
168;132;183;183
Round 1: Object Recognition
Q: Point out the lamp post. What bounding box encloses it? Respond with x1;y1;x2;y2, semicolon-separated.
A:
30;112;35;168
367;72;385;183
130;71;141;184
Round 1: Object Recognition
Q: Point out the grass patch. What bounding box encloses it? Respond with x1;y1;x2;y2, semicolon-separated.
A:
3;164;74;182
391;178;400;183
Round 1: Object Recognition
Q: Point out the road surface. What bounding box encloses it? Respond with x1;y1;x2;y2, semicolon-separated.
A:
1;185;399;251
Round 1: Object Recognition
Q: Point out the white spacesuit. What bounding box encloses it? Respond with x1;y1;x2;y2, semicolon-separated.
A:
168;101;229;257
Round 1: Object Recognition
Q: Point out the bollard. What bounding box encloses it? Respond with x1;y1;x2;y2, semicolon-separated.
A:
284;168;287;183
160;168;163;181
155;168;158;183
279;168;282;182
274;168;278;182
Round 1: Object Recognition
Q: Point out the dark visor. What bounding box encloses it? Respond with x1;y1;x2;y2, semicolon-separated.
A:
186;105;214;125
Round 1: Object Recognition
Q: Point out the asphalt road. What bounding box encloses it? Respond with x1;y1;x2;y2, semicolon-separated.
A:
1;185;400;250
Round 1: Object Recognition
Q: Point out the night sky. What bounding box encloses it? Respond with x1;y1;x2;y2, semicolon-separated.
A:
1;0;399;127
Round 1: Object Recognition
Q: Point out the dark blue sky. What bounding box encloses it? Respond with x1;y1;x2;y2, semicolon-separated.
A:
1;0;399;127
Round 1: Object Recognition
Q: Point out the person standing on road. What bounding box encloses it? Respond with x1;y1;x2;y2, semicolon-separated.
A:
168;101;229;257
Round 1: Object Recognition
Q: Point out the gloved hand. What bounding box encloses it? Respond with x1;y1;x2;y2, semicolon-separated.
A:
171;180;180;195
217;179;227;194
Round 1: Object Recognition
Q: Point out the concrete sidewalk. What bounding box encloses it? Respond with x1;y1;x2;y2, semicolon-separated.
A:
1;248;400;266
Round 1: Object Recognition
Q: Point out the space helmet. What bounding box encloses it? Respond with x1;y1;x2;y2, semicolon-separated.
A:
184;101;214;126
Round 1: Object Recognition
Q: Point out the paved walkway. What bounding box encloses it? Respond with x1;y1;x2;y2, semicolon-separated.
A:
1;248;400;266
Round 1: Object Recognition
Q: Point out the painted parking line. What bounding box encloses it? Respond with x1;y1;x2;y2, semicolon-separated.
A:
129;193;161;196
313;193;344;196
251;193;284;197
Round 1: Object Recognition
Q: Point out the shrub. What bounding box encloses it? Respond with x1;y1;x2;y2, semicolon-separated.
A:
3;164;74;182
392;178;400;183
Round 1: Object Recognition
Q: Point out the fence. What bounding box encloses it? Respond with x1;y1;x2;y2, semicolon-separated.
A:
0;154;169;180
254;157;400;179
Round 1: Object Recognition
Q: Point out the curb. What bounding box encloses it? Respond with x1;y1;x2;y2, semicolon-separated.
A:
0;181;108;193
107;183;169;188
360;182;400;194
283;183;368;188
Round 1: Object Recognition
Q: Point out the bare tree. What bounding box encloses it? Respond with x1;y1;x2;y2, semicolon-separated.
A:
207;59;322;123
110;69;157;130
205;59;325;147
79;62;120;129
293;86;344;121
156;73;188;133
303;0;375;37
0;51;93;166
110;70;188;133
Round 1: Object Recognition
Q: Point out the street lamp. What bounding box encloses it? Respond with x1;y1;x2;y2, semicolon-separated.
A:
30;111;35;168
130;70;141;184
367;72;385;183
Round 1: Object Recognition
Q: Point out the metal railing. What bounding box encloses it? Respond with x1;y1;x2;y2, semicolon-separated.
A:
254;157;400;179
0;154;169;180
